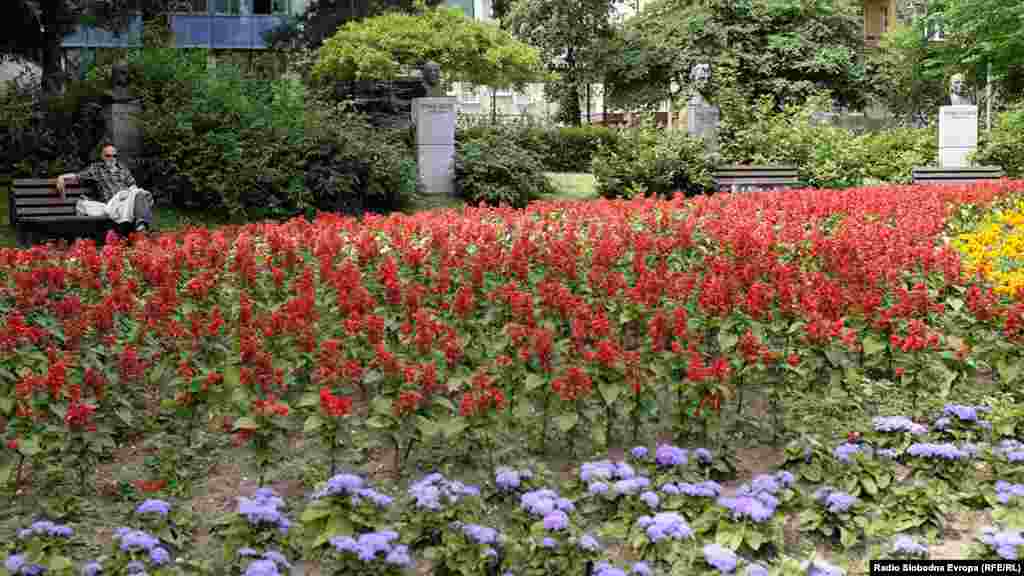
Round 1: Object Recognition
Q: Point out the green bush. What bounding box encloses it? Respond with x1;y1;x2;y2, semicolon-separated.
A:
454;128;555;208
456;121;619;173
592;119;713;199
126;45;414;218
719;93;936;188
0;72;108;177
975;103;1024;177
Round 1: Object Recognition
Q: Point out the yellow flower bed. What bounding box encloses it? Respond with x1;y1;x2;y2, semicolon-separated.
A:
953;199;1024;297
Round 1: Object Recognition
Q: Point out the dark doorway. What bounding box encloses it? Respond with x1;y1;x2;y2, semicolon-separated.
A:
254;0;272;14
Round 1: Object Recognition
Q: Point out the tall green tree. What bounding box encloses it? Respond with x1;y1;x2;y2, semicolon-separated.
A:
504;0;619;125
311;5;547;89
605;0;869;111
933;0;1024;100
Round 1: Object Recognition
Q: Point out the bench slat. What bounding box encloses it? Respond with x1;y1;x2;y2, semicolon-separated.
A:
19;215;111;223
13;198;81;208
713;165;802;193
16;207;80;216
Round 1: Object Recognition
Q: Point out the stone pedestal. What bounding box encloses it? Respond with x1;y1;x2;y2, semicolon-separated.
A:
687;98;720;151
938;105;978;168
106;99;143;171
413;97;457;195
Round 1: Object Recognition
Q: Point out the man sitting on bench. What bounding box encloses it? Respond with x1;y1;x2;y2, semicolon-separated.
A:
55;143;155;234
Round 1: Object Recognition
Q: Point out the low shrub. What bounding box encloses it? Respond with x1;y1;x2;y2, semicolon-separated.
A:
456;120;620;173
975;103;1024;177
127;45;415;218
0;72;108;177
454;128;554;208
592;119;713;199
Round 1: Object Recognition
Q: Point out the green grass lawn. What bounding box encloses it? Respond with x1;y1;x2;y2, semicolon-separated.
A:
0;172;598;247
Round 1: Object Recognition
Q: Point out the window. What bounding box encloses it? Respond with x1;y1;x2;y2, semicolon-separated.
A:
461;83;480;104
168;0;208;13
881;5;888;33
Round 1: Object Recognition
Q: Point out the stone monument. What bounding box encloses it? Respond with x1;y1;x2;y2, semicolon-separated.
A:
107;63;142;170
412;61;457;195
686;63;719;151
938;73;978;167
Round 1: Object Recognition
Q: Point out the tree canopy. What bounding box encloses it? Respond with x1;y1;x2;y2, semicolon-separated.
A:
929;0;1024;100
310;5;547;88
504;0;620;125
604;0;869;110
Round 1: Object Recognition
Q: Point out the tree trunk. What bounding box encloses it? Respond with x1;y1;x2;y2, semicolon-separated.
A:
41;0;64;94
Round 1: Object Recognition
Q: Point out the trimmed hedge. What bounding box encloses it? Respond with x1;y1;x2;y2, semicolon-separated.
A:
456;122;620;173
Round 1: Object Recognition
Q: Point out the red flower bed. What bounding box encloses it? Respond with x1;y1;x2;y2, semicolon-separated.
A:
2;181;1023;485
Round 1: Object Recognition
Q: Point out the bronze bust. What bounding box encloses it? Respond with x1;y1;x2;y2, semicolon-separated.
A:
420;60;444;98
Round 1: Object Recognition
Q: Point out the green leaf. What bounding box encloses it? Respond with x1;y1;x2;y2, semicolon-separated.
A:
300;504;332;523
839;526;858;549
718;331;739;352
862;334;887;356
233;417;259;431
442;418;468;440
304;415;323;433
19;436;41;457
365;416;390;429
556;413;579;432
47;556;73;572
299;393;320;408
745;529;765;550
525;373;545;392
416;416;440;439
0;397;13;416
598;381;621;406
433;397;456;412
997;358;1021;384
371;397;392;416
861;476;878;497
116;408;134;426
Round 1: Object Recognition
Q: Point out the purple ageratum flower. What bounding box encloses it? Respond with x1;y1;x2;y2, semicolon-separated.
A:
384;545;412;567
616;462;637;479
312;473;364;500
543;510;569;531
5;555;26;573
703;543;739;573
580;461;617;482
126;561;146;574
873;416;928;435
520;489;563;517
717;495;776;523
149;547;170;566
679;481;722;498
329;530;407;564
655;444;688;467
892;535;928;556
589;482;610;495
614;477;651;496
807;560;845;576
237;548;260;558
632;562;653;576
135;499;172;517
934;417;951;431
81;561;103;576
980;528;1024;560
907;443;972;460
496;468;521;491
834;443;871;463
995;481;1024;505
594;565;628;576
408;474;480;511
579;533;600;552
556;497;575;512
746;564;769;576
115;529;161;552
541;537;558;549
631;446;649;459
352;487;393;509
825;492;858;514
262;551;291;569
944;404;980;422
640;491;660;508
776;471;796;488
463;524;500;545
695;448;713;464
237;494;288;529
877;448;900;459
19;520;74;539
637;512;692;542
242;560;280;576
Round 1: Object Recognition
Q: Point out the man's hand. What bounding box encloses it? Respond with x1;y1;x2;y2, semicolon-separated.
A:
56;173;72;199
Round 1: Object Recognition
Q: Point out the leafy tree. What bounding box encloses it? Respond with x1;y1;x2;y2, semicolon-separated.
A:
504;0;619;125
929;0;1024;101
604;0;869;111
311;5;547;89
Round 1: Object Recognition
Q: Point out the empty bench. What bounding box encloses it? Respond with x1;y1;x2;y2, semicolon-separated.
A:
911;166;1005;185
9;179;116;248
713;165;802;193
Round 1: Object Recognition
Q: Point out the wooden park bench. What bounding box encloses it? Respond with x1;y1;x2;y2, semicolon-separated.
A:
911;166;1005;185
8;178;120;248
713;165;802;193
